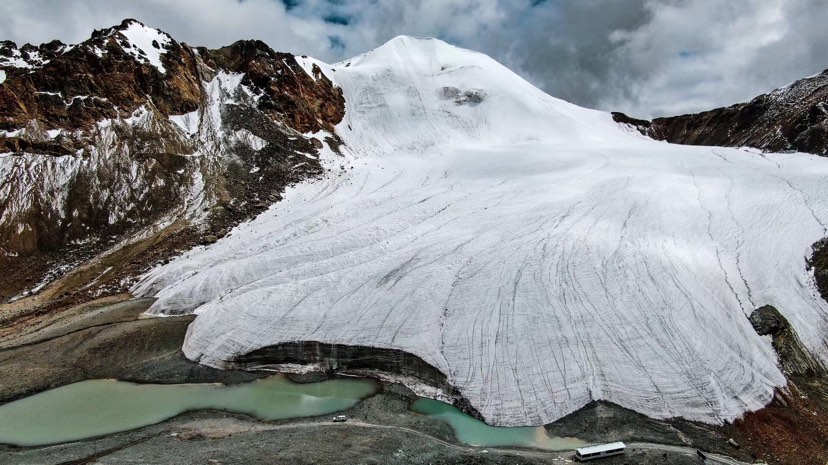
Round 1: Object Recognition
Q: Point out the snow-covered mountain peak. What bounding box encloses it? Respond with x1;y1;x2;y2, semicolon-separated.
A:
98;18;171;40
79;19;175;74
349;35;485;69
332;35;625;154
113;20;173;73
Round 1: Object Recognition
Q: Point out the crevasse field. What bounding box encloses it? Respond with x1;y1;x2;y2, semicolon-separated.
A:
135;37;828;426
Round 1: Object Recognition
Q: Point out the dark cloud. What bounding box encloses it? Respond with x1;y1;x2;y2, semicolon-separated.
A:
472;1;653;114
1;0;826;117
328;35;346;51
323;14;350;26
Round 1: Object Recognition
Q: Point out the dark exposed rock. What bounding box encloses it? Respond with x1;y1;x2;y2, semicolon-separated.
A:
748;305;825;376
456;90;485;106
748;305;788;338
611;111;651;132
439;86;461;99
808;237;828;303
324;134;345;155
203;40;345;134
736;303;828;465
613;70;828;156
438;86;485;106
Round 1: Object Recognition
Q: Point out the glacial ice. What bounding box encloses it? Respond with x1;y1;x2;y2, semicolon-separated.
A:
135;36;828;426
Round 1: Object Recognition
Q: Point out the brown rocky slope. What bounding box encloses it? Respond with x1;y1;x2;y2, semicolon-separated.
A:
0;19;345;307
613;69;828;156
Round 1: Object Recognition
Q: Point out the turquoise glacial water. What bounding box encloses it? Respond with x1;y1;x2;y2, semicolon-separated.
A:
0;375;376;446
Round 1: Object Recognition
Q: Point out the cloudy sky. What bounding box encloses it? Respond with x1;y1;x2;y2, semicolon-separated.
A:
1;0;826;117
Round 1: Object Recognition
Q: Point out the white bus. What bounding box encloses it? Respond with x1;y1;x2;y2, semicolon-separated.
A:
574;442;626;461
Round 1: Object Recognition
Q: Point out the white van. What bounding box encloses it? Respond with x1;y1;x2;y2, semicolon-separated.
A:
574;442;626;461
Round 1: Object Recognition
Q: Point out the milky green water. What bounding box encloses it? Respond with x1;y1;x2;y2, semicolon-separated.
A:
0;376;585;451
412;398;586;451
0;375;377;447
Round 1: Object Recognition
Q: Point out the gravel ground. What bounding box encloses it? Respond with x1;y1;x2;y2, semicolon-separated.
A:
545;400;751;461
0;299;266;404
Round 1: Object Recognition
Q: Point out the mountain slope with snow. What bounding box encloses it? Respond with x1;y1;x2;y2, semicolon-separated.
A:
0;20;344;302
136;36;828;426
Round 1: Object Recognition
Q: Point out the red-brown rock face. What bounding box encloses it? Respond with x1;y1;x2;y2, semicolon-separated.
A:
0;19;346;303
202;40;345;134
613;70;828;156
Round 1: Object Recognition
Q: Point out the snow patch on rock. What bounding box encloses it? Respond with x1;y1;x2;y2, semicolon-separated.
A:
0;48;48;69
231;129;268;151
170;110;200;137
119;21;171;74
295;55;331;81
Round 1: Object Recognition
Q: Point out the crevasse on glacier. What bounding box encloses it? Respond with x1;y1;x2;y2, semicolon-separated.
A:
135;36;828;426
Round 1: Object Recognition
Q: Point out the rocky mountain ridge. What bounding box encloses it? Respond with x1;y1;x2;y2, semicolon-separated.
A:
613;69;828;155
0;19;344;305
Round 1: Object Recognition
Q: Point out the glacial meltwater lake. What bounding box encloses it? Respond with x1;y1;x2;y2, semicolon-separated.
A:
413;398;585;450
0;375;377;447
0;375;584;451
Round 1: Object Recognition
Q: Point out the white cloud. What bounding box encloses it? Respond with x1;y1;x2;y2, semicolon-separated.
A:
0;0;338;58
605;0;827;116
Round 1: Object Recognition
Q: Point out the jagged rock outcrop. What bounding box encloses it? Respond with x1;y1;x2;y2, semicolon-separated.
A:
613;69;828;156
0;21;201;136
749;305;826;377
808;238;828;303
202;40;344;134
737;305;828;465
0;19;345;302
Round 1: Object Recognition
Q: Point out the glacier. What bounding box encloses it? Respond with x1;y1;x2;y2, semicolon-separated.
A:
135;36;828;426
